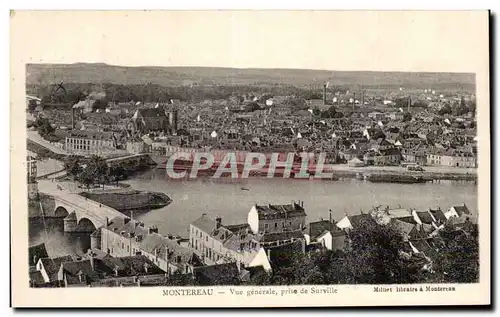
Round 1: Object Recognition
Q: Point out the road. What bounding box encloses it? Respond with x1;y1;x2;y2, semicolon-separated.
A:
27;130;68;155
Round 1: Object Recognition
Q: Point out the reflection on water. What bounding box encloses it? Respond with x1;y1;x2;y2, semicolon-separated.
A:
29;218;91;258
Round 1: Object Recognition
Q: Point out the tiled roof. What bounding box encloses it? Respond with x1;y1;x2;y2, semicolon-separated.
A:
306;220;335;240
139;233;202;266
260;230;305;243
40;256;73;282
67;130;114;140
60;260;100;285
348;213;371;227
255;203;307;219
429;209;447;223
392;219;416;238
136;108;168;119
453;205;471;217
105;217;149;237
415;211;436;225
191;214;217;235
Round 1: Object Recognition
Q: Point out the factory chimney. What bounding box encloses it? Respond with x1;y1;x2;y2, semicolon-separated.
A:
407;96;411;112
323;83;327;105
71;107;75;130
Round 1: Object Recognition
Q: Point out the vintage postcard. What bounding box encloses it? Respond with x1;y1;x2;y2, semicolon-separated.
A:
10;10;490;307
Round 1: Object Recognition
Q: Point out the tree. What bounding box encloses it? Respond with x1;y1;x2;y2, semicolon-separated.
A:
79;167;94;190
64;155;83;180
86;155;110;188
34;117;55;137
109;164;126;185
432;224;479;283
343;217;415;284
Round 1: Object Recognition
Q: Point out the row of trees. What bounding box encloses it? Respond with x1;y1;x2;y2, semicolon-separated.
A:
29;83;346;105
64;155;151;188
247;217;479;286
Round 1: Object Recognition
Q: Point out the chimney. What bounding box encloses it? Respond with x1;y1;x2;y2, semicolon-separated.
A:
323;83;327;105
216;216;222;229
266;248;271;260
148;226;159;234
329;209;332;223
71;108;75;130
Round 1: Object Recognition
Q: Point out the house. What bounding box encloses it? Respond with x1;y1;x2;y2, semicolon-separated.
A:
426;152;443;166
100;216;201;275
259;230;305;248
445;204;471;219
402;148;427;166
303;219;347;251
126;139;149;154
387;112;404;121
189;214;272;271
139;232;203;275
35;255;73;284
65;130;117;156
58;255;166;287
247;202;307;234
368;112;385;120
428;207;448;226
440;149;477;168
131;106;178;135
336;213;371;230
392;219;417;240
374;148;401;166
57;259;101;287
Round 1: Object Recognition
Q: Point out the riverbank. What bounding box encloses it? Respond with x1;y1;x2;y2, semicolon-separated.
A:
329;169;477;182
79;190;172;212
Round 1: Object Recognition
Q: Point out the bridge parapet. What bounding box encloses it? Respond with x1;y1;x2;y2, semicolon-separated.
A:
52;192;127;232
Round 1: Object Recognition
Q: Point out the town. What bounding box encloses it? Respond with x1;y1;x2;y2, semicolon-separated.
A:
27;81;477;177
29;199;477;287
25;67;478;287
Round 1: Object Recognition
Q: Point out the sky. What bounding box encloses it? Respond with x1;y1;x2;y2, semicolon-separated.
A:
11;10;488;73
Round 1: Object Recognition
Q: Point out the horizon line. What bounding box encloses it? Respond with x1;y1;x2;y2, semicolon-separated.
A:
26;62;477;75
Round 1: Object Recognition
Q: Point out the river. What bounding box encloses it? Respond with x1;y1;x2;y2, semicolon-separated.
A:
29;168;478;257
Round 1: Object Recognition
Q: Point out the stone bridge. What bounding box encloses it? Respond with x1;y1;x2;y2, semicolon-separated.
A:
52;192;127;233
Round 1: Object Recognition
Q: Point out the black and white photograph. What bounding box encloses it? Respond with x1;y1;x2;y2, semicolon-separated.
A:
11;10;490;307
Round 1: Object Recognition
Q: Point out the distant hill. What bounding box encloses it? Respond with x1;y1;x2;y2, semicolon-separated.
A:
26;63;476;91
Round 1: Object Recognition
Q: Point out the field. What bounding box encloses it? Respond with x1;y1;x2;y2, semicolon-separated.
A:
27;63;476;92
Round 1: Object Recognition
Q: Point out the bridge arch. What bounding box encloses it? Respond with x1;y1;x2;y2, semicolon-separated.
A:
76;217;97;233
54;206;69;218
